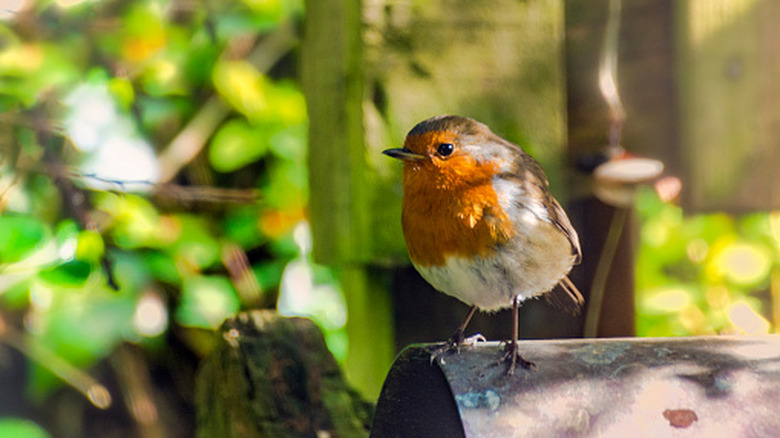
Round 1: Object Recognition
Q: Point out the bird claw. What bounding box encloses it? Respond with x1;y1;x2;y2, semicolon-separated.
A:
459;333;487;349
429;332;487;364
500;340;536;375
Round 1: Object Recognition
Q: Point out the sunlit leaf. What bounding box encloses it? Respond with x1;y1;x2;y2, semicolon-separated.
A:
119;4;166;63
264;80;307;126
209;119;269;172
141;58;186;96
108;77;135;109
95;193;160;249
0;418;51;438
0;215;49;264
212;60;268;120
0;41;82;107
176;276;239;329
76;230;105;263
241;0;304;21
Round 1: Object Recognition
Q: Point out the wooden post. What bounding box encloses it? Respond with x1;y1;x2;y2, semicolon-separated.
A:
302;0;368;264
302;0;395;399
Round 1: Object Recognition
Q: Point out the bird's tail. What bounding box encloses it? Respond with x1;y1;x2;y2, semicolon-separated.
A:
544;276;584;316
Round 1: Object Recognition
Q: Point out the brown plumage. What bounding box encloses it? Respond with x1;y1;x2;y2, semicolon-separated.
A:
384;115;583;374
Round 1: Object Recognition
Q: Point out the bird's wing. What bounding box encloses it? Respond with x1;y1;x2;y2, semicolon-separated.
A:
502;151;582;265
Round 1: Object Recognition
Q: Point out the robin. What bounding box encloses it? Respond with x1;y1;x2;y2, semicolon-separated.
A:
383;115;583;374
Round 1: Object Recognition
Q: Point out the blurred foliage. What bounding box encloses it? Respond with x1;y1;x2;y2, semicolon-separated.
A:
636;187;779;337
0;0;347;435
0;418;51;438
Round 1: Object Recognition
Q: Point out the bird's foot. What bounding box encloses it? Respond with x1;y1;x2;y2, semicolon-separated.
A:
453;332;487;352
429;332;486;363
500;340;536;375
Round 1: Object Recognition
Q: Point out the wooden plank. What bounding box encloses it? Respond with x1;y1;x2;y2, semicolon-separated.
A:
676;0;780;212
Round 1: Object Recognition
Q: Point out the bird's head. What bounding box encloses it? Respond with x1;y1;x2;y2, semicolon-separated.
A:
383;115;515;189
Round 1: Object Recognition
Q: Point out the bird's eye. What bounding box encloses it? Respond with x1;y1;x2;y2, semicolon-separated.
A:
437;143;454;157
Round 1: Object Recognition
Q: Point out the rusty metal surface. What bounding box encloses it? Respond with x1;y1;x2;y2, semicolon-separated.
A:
426;336;780;437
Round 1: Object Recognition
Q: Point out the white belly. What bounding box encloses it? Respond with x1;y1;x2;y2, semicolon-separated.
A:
413;220;576;311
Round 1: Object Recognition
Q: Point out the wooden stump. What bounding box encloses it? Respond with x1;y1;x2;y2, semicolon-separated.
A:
196;311;373;438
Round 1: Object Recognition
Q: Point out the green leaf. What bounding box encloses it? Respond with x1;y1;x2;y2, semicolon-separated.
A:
176;276;239;329
253;260;287;291
264;80;307;126
268;122;307;162
108;77;135;109
212;60;268;121
170;215;221;270
0;41;82;107
262;160;307;209
110;251;152;292
38;260;92;287
183;39;220;86
0;215;49;264
224;207;263;248
143;251;181;285
0;418;51;438
76;230;106;263
95;193;160;249
209;119;269;172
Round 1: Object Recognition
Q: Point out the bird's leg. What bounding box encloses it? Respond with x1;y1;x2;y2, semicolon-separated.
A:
449;305;485;349
430;305;484;360
503;296;535;374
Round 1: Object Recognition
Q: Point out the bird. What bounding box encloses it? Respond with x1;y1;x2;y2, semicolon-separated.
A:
383;115;583;374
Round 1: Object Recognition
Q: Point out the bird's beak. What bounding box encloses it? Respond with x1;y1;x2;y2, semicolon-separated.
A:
382;148;425;161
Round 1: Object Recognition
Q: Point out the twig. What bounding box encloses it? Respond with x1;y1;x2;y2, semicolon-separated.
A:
43;140;121;290
109;345;165;438
584;206;629;338
0;315;112;409
74;172;261;204
222;242;262;307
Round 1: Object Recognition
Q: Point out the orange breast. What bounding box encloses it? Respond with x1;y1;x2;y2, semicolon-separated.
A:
401;155;515;266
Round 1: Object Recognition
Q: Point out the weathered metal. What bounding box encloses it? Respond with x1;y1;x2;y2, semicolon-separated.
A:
372;336;780;437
